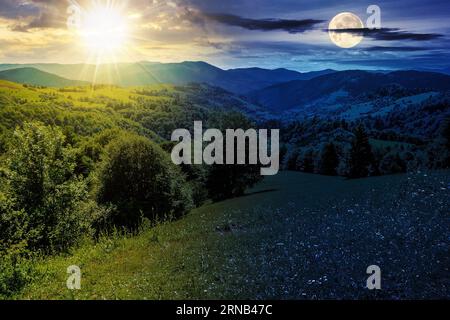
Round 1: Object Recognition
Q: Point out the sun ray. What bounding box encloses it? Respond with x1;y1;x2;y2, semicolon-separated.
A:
68;1;135;84
67;0;171;86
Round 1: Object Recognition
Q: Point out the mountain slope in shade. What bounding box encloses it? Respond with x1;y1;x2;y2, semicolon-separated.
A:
247;70;450;112
0;68;90;87
0;62;335;94
222;67;336;93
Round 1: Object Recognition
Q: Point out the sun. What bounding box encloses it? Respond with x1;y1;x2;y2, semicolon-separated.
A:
77;5;129;55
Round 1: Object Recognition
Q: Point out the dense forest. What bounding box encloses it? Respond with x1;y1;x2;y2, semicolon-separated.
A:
275;91;450;178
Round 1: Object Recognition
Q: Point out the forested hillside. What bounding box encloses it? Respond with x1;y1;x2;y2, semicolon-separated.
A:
0;80;262;297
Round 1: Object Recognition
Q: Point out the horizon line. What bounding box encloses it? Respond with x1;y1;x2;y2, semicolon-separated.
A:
0;60;429;74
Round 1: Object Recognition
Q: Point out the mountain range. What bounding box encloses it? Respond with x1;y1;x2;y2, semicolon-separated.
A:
0;61;335;94
1;61;450;121
247;70;450;112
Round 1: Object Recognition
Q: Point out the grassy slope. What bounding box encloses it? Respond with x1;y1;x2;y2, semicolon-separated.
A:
19;171;450;300
0;68;89;87
0;81;173;106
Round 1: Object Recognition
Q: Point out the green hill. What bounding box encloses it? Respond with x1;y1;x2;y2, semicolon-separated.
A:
0;68;90;87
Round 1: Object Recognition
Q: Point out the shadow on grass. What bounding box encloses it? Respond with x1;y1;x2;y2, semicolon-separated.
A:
241;188;279;198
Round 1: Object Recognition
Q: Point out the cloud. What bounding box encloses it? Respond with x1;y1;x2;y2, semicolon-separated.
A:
309;51;450;70
0;0;41;19
198;13;324;34
0;0;67;32
12;12;61;31
365;46;430;52
327;28;443;41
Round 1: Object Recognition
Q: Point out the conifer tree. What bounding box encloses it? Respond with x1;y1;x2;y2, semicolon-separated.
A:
442;117;450;167
320;143;339;176
348;125;375;178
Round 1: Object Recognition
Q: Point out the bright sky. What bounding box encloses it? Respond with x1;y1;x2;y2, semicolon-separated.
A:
0;0;449;71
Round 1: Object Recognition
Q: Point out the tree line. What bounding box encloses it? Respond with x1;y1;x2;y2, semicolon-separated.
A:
284;119;450;178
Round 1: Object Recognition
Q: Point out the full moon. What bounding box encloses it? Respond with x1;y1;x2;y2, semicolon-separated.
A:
328;12;364;48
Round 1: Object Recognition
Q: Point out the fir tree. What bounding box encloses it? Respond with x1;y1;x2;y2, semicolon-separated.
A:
348;125;375;178
442;117;450;167
320;143;339;176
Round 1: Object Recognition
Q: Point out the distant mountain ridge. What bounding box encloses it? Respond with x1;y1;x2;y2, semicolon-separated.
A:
0;61;334;94
247;70;450;112
0;67;89;87
1;62;450;123
2;61;448;100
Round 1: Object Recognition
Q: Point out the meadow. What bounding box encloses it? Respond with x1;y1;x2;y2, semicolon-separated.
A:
17;170;450;300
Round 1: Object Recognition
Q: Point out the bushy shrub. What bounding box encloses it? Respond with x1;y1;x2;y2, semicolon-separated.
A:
0;195;28;253
379;153;407;174
97;133;193;227
0;249;34;298
0;195;34;298
181;164;210;207
1;122;93;253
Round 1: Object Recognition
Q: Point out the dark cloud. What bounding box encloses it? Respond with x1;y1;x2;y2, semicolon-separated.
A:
0;0;66;31
310;51;450;70
327;28;443;41
232;40;329;54
365;46;430;52
200;13;324;33
0;0;40;18
215;39;450;70
12;11;62;31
